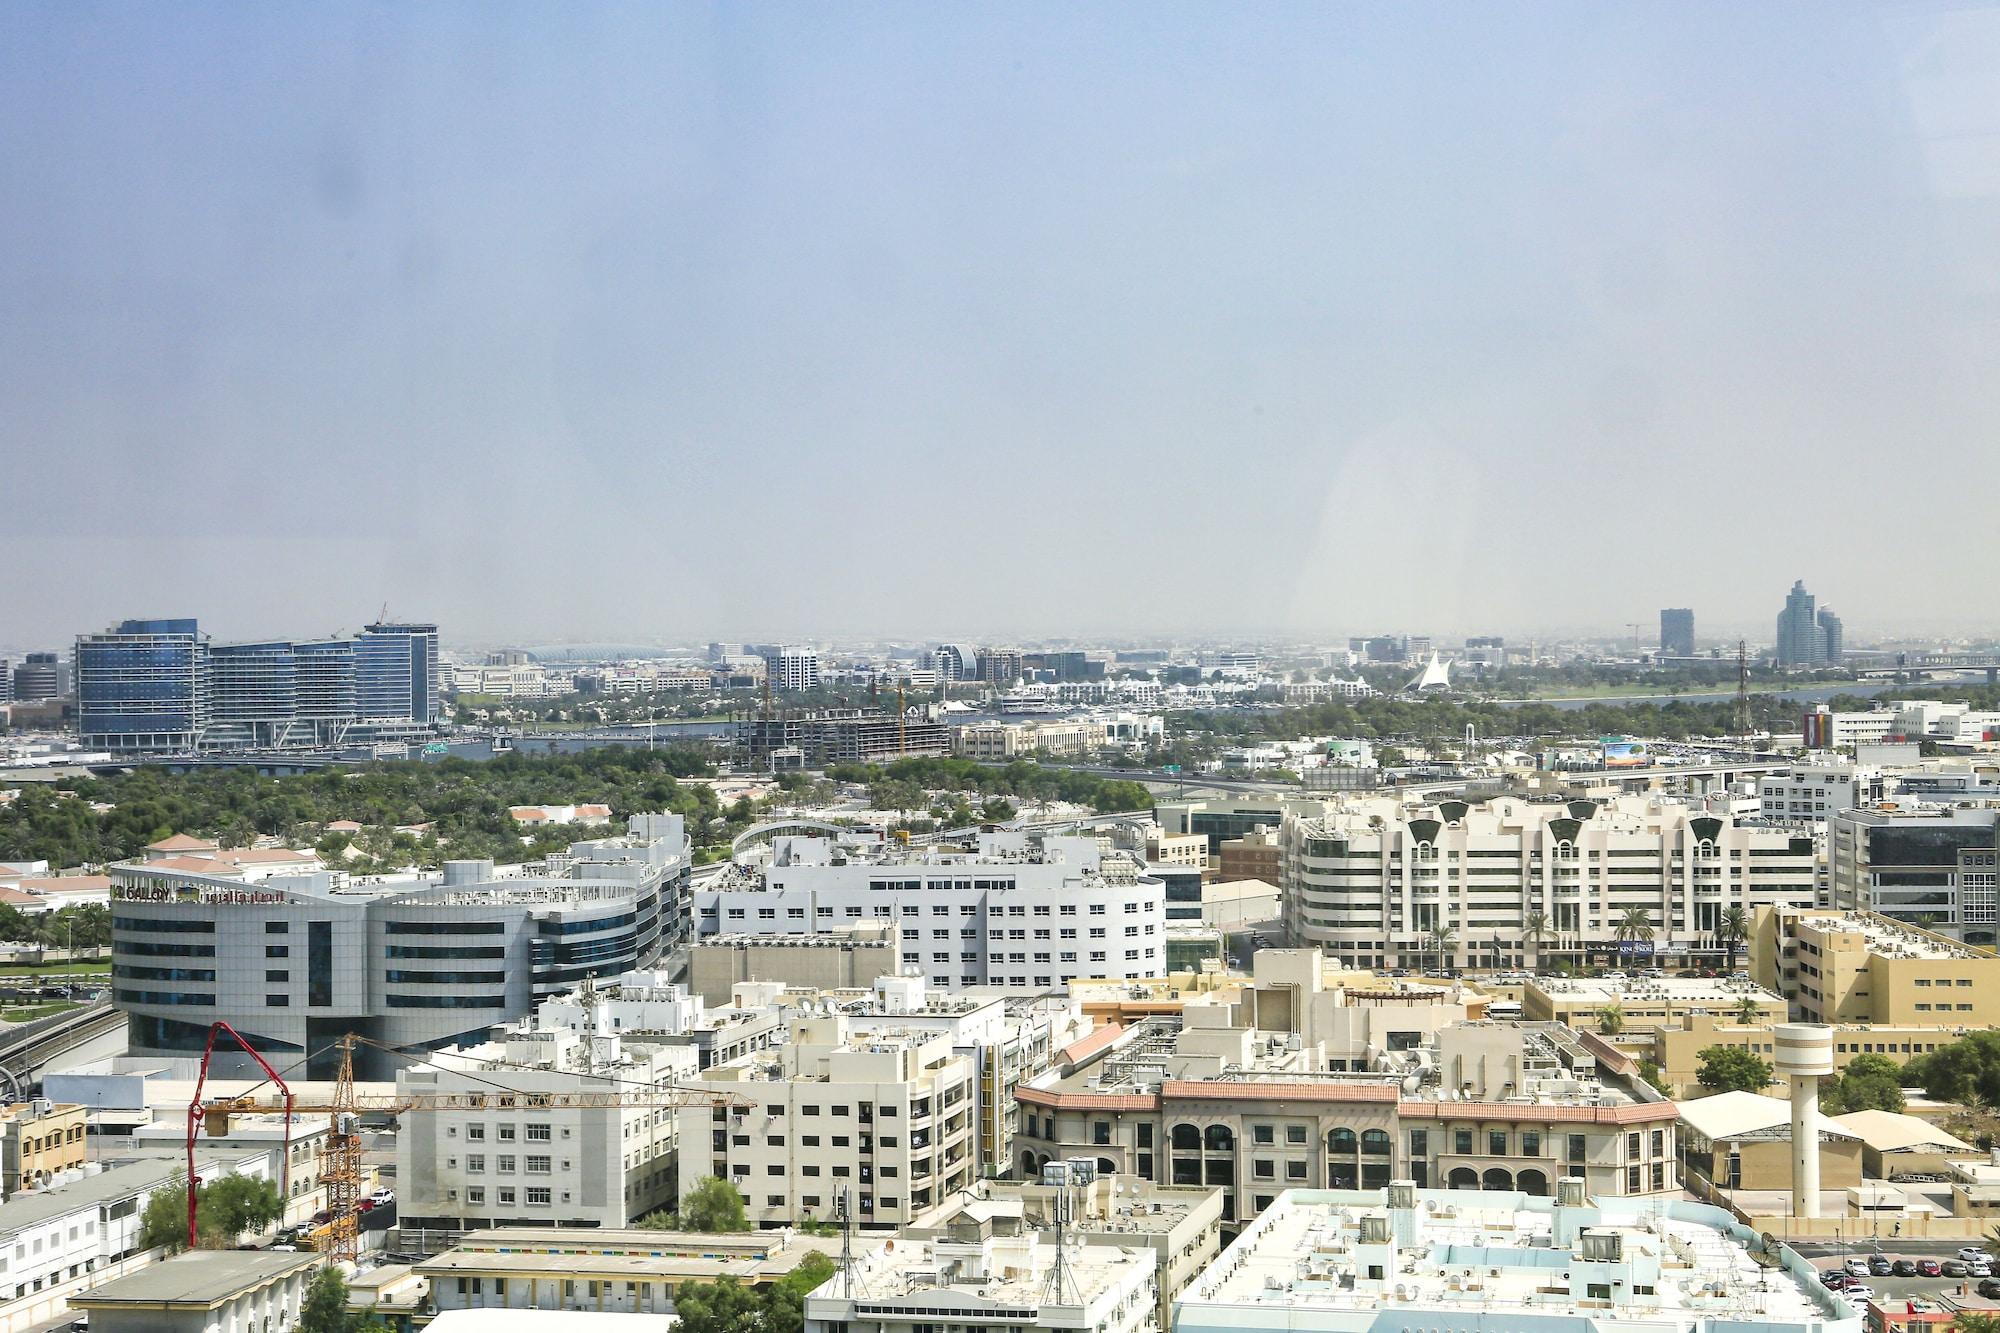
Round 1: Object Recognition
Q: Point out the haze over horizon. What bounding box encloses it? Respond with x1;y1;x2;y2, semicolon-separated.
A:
5;3;1999;648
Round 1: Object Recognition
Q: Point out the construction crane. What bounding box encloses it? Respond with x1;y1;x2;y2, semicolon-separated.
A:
186;1028;754;1264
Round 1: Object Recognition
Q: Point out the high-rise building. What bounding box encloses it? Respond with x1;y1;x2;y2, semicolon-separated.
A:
1818;605;1844;664
926;643;978;681
77;616;440;753
356;622;440;724
10;652;70;701
75;619;208;754
1659;608;1695;659
763;646;821;692
1776;580;1841;665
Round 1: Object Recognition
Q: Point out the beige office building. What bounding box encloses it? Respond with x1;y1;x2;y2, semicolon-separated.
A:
1749;904;2000;1025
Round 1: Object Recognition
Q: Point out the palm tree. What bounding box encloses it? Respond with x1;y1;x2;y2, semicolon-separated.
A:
1425;926;1458;976
1718;906;1750;963
1598;1003;1624;1036
1735;996;1761;1025
1524;911;1552;968
1614;908;1655;959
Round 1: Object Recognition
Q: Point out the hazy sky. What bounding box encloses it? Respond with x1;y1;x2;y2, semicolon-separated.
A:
5;3;1998;650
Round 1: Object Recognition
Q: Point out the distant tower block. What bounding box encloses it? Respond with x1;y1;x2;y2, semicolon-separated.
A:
1773;1022;1835;1218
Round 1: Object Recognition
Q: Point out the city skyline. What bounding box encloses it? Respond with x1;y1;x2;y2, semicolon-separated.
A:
5;4;2000;643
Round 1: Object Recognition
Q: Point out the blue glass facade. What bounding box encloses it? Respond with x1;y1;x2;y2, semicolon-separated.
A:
78;616;440;753
75;619;207;753
356;623;440;724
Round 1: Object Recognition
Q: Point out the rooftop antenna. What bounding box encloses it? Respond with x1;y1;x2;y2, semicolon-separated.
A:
1734;640;1753;737
834;1183;866;1297
1041;1161;1084;1304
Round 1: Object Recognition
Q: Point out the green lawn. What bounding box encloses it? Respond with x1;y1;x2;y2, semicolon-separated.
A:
0;959;109;976
0;1001;82;1022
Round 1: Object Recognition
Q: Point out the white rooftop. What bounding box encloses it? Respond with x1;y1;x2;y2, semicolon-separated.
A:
1178;1187;1844;1331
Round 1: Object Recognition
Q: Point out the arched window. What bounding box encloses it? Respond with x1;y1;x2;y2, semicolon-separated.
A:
1482;1167;1514;1191
1328;1127;1357;1155
1097;1158;1116;1176
1517;1169;1550;1197
1414;842;1439;862
1171;1124;1201;1152
1360;1129;1391;1156
1021;1150;1039;1177
1204;1124;1234;1152
1696;839;1719;859
1446;1167;1479;1190
1555;842;1578;861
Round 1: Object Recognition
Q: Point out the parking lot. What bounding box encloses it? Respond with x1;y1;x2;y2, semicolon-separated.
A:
1803;1249;2000;1313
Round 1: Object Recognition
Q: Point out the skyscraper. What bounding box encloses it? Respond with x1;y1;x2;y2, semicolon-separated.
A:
76;617;440;753
1659;608;1695;659
1817;606;1844;665
1775;580;1842;666
356;622;441;724
75;619;208;753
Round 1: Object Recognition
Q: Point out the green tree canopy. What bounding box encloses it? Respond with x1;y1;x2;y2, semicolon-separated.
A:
675;1276;768;1333
1696;1045;1776;1094
297;1266;350;1333
135;1172;282;1252
1903;1030;2000;1110
1821;1054;1907;1115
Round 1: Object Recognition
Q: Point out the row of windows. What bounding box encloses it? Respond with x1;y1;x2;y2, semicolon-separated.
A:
384;970;508;985
111;964;216;983
385;921;506;936
116;940;215;958
386;945;507;960
112;916;214;934
384;994;507;1009
114;989;213;1007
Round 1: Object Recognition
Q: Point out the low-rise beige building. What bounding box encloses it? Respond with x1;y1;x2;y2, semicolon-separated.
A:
1524;975;1787;1032
1645;1011;1985;1097
0;1101;86;1197
689;922;896;1004
1751;905;2000;1026
1676;1090;1864;1200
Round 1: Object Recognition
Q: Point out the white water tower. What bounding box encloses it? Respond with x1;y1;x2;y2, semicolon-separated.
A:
1772;1023;1834;1218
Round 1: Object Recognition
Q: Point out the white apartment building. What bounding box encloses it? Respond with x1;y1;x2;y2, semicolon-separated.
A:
805;1228;1158;1333
536;971;786;1069
767;648;822;692
1172;1183;1845;1333
678;1012;978;1231
395;1026;697;1239
1757;761;1888;823
1279;795;1819;970
696;832;1168;992
111;813;690;1080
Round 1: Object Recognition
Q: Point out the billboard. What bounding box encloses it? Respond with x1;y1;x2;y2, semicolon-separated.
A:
1601;739;1649;768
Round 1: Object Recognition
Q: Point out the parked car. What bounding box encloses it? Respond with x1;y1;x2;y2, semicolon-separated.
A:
1918;1260;1942;1277
369;1187;394;1207
1845;1257;1871;1277
1971;1260;1994;1278
1958;1247;1989;1263
1892;1259;1920;1277
1942;1260;1969;1278
1843;1285;1876;1305
1979;1279;2000;1300
1869;1255;1894;1276
356;1198;375;1213
1822;1270;1849;1289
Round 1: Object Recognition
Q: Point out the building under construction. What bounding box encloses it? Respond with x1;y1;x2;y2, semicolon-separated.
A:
733;708;949;770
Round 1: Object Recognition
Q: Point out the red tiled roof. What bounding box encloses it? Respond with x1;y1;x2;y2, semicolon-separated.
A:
146;834;217;852
1164;1080;1401;1104
15;876;112;894
1058;1024;1123;1067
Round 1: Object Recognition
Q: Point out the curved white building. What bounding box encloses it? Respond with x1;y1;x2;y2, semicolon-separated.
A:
111;814;690;1078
